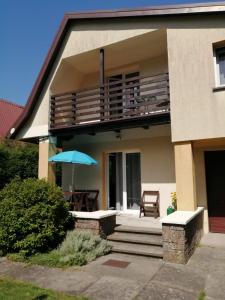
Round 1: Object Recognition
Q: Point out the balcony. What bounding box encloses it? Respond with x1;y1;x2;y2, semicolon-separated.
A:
50;72;170;134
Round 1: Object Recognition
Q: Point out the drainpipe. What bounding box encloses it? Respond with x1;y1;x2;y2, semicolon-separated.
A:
100;48;105;120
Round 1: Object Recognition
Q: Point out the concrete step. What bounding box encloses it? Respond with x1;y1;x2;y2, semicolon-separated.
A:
115;225;162;236
109;241;163;258
108;232;163;247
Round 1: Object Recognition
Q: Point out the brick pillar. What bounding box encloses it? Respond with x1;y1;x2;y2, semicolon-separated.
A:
38;136;57;184
174;141;197;211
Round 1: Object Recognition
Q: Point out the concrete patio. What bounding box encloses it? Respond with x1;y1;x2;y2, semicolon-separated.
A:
116;213;162;229
1;233;225;300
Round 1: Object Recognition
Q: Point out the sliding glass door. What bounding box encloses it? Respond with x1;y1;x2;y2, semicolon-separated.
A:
108;151;141;211
126;153;141;210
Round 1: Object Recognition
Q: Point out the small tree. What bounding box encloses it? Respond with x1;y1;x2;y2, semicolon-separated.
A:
0;178;73;256
0;140;38;189
0;146;9;188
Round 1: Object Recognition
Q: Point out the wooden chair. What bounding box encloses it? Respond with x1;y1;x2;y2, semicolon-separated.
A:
86;190;99;211
75;189;99;212
139;191;160;218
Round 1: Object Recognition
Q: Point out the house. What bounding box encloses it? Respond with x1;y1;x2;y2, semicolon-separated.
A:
9;2;225;239
0;99;23;138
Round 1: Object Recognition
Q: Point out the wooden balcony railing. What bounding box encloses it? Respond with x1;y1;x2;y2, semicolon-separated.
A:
50;72;170;131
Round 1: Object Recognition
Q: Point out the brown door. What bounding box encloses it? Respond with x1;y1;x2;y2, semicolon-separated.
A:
205;151;225;233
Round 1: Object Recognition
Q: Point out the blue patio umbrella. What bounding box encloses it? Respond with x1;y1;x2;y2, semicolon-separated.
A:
49;150;97;190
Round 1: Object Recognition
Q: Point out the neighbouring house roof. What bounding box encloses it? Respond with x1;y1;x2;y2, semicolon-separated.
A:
9;1;225;139
0;99;24;138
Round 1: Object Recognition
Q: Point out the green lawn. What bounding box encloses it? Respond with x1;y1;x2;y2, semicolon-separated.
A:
9;251;66;268
0;277;87;300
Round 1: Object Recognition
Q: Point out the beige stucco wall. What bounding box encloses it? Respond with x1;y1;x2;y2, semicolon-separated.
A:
15;19;167;140
174;142;197;211
15;15;225;142
50;61;84;94
78;54;168;90
61;20;159;59
61;126;176;217
168;22;225;142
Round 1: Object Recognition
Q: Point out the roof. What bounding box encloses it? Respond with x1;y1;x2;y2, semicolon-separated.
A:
0;99;23;138
9;1;225;139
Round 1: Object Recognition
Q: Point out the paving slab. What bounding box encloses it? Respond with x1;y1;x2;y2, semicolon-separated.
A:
136;281;198;300
82;253;163;283
204;262;225;300
187;246;225;300
0;259;97;295
84;275;142;300
0;259;27;277
205;297;217;300
187;246;214;273
153;264;206;294
210;246;225;262
1;243;225;300
201;233;225;249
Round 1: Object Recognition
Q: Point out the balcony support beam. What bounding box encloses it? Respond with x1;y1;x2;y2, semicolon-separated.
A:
99;48;105;86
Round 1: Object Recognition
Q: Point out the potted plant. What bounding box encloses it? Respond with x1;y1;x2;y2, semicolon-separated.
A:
167;192;177;215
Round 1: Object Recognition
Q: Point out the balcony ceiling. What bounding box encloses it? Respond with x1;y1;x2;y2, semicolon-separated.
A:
64;29;167;74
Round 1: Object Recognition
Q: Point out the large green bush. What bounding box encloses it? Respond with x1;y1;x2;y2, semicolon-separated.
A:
0;140;38;190
0;178;73;256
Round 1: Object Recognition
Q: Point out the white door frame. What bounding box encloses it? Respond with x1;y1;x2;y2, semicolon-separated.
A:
106;150;141;214
122;152;127;211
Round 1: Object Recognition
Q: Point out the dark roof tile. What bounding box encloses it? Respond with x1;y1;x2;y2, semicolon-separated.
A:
0;99;24;137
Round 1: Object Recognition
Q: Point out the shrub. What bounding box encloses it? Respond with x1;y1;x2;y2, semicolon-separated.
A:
9;231;112;267
0;178;73;255
56;230;112;266
0;141;38;190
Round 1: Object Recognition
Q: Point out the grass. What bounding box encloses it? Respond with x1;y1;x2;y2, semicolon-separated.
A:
198;291;206;300
9;251;64;268
0;277;87;300
9;230;112;268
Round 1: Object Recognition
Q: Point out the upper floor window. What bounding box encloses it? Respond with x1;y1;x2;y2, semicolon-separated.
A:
215;47;225;86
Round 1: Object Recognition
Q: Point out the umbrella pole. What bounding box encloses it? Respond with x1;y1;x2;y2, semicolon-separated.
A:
72;164;75;191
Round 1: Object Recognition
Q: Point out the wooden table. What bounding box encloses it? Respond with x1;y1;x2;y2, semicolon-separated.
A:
64;191;89;211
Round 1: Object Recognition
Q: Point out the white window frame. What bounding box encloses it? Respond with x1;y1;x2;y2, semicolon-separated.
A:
214;46;225;87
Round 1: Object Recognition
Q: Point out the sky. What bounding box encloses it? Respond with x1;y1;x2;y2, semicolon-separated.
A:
0;0;219;106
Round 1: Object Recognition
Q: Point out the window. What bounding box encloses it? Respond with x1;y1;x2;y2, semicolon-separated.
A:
215;47;225;86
